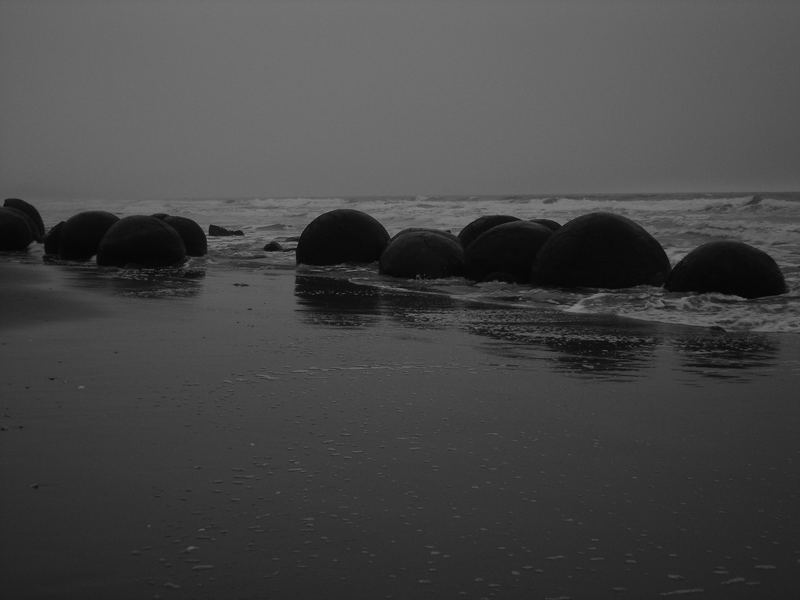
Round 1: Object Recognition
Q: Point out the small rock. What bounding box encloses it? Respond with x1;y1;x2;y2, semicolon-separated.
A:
208;224;244;236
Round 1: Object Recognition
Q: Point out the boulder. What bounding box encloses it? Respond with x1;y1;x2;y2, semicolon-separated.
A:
296;209;389;265
664;240;787;299
0;207;34;250
59;210;120;260
96;215;186;267
530;218;561;231
531;212;671;288
379;230;464;279
209;224;244;236
464;221;553;283
391;227;460;244
4;198;45;242
457;215;519;248
154;215;207;256
263;241;284;252
44;221;65;255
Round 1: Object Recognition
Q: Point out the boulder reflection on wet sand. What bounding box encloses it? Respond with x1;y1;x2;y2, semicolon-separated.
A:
63;261;206;299
294;274;384;328
294;273;459;330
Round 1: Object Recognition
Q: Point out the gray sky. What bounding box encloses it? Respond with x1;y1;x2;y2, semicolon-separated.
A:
2;0;799;199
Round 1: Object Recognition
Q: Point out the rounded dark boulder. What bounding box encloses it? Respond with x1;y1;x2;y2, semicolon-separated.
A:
392;227;459;245
0;207;34;250
296;209;389;265
208;224;243;237
664;240;787;299
464;221;553;283
458;215;520;249
530;218;561;231
379;230;464;279
263;241;284;252
4;198;45;242
44;221;65;255
154;214;207;256
96;215;186;267
531;212;671;289
59;210;120;260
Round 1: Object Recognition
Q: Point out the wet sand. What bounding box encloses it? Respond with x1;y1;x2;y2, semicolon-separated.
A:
2;259;799;599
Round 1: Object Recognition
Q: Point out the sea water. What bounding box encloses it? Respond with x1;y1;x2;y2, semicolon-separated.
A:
23;192;800;334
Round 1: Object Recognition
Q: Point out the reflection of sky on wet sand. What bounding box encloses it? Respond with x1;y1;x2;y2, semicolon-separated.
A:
463;312;661;382
293;274;790;384
672;330;781;383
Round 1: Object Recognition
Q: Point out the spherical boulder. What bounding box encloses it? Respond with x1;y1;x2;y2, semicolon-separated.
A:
457;215;520;249
154;214;207;256
4;198;45;242
530;218;561;231
3;208;40;243
464;221;553;283
59;210;120;260
379;230;464;279
392;227;459;245
531;212;671;289
263;241;284;252
44;221;65;255
664;240;787;299
0;207;34;250
96;215;186;267
296;209;389;265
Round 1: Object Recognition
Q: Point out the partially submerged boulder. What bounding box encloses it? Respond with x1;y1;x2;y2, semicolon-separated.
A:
457;215;519;249
155;215;207;256
0;207;34;250
379;230;464;279
391;227;459;245
96;215;186;267
530;218;561;232
58;210;120;260
464;221;553;283
209;224;244;237
664;240;787;299
531;212;670;289
44;221;65;255
296;209;389;266
4;198;45;242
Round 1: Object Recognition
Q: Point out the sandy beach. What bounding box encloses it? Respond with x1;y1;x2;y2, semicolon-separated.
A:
2;257;799;599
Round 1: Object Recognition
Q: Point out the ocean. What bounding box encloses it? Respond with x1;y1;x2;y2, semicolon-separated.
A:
18;192;800;335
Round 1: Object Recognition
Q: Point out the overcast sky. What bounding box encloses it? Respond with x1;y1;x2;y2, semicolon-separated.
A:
2;0;799;199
